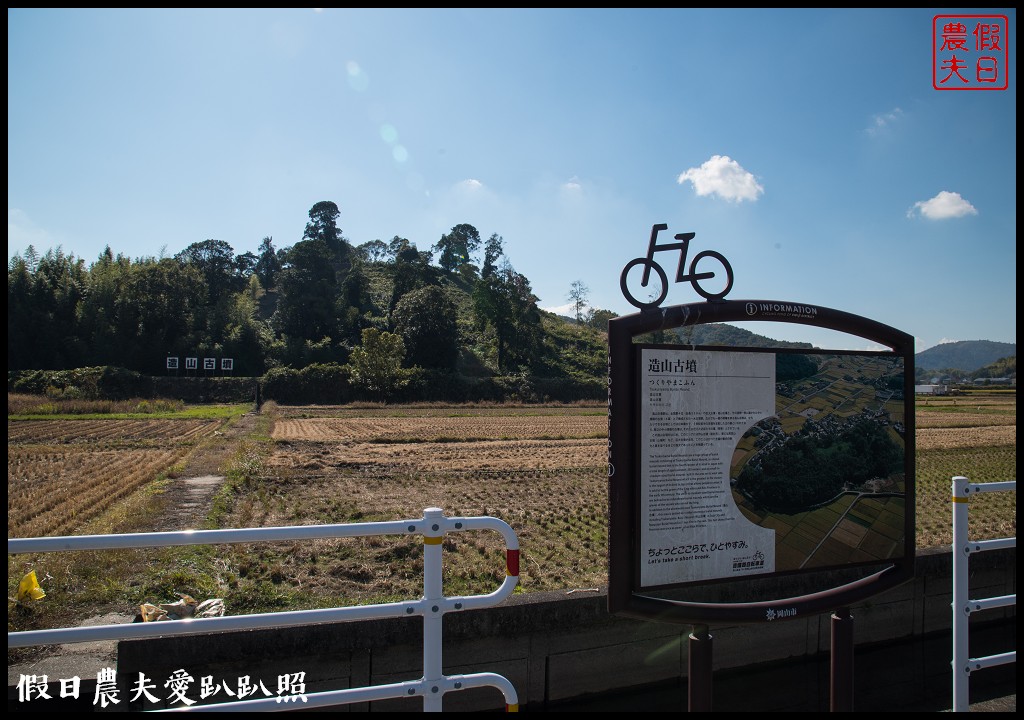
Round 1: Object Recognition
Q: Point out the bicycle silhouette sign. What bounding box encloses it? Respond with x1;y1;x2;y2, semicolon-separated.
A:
620;223;734;308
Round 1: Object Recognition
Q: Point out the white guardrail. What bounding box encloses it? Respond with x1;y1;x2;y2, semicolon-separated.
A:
951;476;1016;713
8;507;521;712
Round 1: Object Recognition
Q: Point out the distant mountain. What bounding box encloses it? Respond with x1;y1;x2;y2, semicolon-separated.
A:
915;340;1016;372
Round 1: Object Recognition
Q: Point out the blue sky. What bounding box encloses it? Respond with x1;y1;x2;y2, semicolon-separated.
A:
8;8;1016;352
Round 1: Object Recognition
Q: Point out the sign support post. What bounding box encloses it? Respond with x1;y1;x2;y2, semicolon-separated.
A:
831;607;854;712
688;623;713;712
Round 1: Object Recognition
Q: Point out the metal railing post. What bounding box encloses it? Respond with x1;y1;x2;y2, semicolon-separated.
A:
422;508;445;712
951;476;1017;712
9;508;520;712
951;476;971;713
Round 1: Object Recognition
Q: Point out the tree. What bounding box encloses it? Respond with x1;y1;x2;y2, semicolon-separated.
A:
75;247;131;367
433;223;481;274
8;252;36;369
481;233;503;279
473;261;542;372
304;201;344;249
22;244;40;272
585;307;618;330
568;280;590;323
222;275;273;374
175;239;237;298
272;239;340;343
503;269;543;370
388;238;437;318
8;247;89;370
392;285;459;370
255;236;282;289
356;239;390;264
338;262;374;343
234;251;258;281
304;200;351;275
112;259;208;370
347;328;410;400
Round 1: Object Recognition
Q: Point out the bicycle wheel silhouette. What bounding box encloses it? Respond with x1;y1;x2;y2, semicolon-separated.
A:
620;258;668;309
688;251;734;301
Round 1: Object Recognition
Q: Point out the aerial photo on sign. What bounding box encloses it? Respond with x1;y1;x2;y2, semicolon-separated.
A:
731;351;907;573
639;347;906;588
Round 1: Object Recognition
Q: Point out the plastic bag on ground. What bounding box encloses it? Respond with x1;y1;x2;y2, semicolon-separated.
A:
16;570;46;604
136;594;225;621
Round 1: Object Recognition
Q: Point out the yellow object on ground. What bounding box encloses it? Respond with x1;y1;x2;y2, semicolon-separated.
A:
16;570;46;604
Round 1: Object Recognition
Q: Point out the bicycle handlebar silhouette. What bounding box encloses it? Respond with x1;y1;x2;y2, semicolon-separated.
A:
619;223;734;309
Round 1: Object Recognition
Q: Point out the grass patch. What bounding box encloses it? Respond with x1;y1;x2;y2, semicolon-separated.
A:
9;408;246;421
8;397;248;421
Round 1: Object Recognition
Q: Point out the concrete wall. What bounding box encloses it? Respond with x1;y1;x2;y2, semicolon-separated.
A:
116;546;1015;711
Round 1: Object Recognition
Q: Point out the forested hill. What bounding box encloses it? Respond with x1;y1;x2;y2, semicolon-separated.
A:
7;203;614;393
19;200;991;402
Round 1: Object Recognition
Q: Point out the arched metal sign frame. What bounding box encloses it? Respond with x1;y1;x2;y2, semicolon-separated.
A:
607;299;916;624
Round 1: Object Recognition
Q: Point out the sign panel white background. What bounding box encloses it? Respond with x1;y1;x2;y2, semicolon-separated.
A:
640;348;776;586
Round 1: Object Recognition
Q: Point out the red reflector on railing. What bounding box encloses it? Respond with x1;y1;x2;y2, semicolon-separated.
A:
506;549;520;577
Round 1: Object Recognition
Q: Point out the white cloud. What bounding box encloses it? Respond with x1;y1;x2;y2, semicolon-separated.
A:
916;337;959;353
427;177;502;233
677;155;763;202
541;301;578;316
866;107;904;137
908;191;978;220
8;208;55;256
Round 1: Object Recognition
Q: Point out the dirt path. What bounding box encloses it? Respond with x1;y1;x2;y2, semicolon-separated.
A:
7;412;264;684
148;411;260;532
